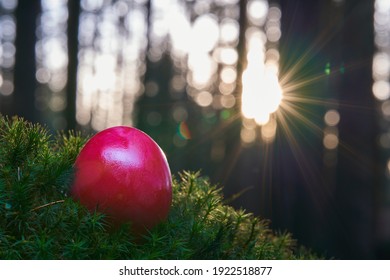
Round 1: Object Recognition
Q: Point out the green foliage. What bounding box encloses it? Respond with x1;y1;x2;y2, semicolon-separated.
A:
0;116;319;259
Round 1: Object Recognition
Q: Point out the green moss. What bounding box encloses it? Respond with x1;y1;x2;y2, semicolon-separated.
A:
0;116;319;259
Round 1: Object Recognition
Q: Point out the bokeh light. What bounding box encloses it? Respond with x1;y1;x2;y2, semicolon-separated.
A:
76;0;147;130
374;0;390;160
35;0;68;129
324;109;340;126
241;4;282;144
68;0;248;167
0;1;16;96
323;129;339;150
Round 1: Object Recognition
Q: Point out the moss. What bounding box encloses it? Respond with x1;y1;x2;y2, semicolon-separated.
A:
0;116;319;259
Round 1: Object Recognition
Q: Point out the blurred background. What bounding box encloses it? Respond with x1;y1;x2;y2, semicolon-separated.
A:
1;0;389;259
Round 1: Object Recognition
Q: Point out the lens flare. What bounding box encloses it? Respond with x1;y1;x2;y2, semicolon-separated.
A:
177;121;191;140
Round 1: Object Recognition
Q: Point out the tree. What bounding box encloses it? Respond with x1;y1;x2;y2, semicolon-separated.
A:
13;0;41;123
65;0;81;130
334;0;377;259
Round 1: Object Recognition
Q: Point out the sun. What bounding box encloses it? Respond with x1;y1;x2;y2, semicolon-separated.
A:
241;56;283;126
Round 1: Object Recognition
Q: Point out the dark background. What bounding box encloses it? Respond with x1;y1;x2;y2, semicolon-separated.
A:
0;0;389;259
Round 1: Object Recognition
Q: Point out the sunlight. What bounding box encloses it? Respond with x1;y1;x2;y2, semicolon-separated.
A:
191;14;219;53
240;3;283;145
168;2;191;57
374;0;390;186
241;31;283;127
187;14;219;89
76;1;148;130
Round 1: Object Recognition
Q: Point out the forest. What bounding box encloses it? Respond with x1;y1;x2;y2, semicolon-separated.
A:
0;0;389;259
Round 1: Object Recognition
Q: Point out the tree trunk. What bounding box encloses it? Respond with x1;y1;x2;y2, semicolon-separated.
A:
65;0;81;130
335;0;376;259
13;0;41;123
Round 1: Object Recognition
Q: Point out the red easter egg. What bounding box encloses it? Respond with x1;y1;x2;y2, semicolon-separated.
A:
70;126;172;233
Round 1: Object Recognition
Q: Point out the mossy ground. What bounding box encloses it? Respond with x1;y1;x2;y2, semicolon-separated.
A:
0;116;319;259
